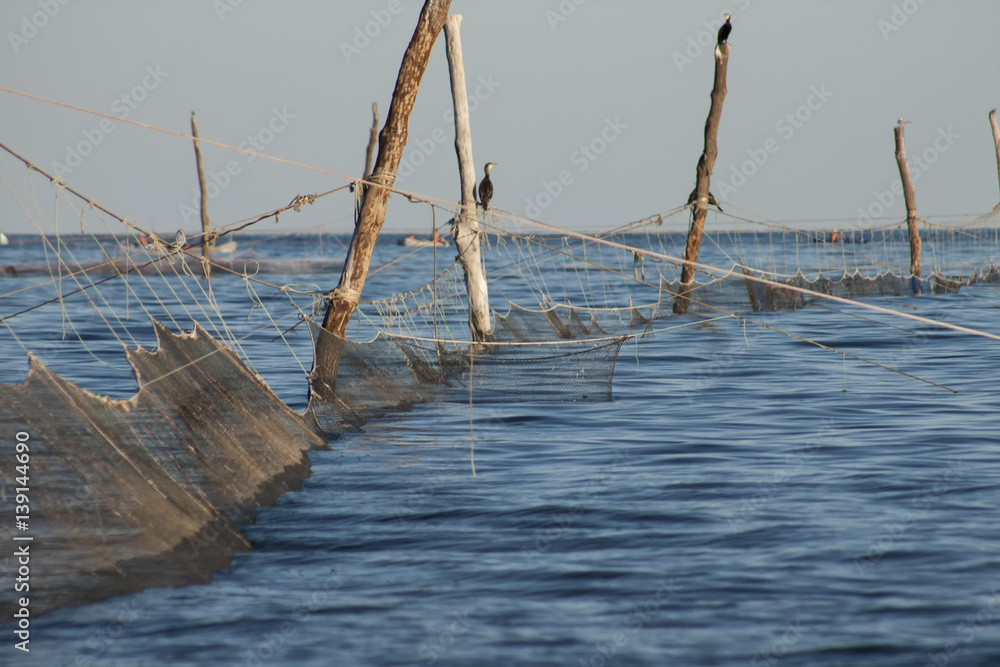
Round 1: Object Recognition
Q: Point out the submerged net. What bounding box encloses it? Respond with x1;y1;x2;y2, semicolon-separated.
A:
0;323;326;617
305;322;626;429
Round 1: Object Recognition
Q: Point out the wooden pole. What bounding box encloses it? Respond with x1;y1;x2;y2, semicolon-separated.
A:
674;43;730;314
311;0;452;400
444;14;491;341
191;112;211;280
894;124;921;279
363;102;379;180
990;109;1000;211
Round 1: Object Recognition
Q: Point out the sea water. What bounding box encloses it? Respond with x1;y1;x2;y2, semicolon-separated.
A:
2;233;1000;666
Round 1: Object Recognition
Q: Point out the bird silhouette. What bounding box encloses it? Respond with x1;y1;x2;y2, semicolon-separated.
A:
687;188;724;212
478;162;497;211
717;14;732;45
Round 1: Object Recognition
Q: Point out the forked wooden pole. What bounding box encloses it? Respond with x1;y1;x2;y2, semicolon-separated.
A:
675;43;730;314
311;0;452;401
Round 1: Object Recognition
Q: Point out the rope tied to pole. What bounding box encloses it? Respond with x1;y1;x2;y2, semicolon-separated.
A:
331;285;362;306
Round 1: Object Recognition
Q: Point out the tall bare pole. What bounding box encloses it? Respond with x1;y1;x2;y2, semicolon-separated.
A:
990;109;1000;211
444;14;491;341
894;124;921;279
311;0;452;400
363;102;379;180
674;43;730;314
191;112;211;280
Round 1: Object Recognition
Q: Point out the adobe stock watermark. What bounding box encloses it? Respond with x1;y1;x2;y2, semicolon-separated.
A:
72;599;143;667
672;2;751;73
8;0;72;54
679;320;766;403
339;0;418;63
544;0;587;31
522;116;628;219
878;0;931;41
751;619;810;667
234;566;345;667
395;74;501;184
714;84;833;202
50;65;170;179
855;126;959;228
391;473;450;526
177;107;296;225
725;420;835;533
407;605;475;667
578;578;678;667
213;0;242;21
853;460;965;574
923;589;1000;667
521;448;632;565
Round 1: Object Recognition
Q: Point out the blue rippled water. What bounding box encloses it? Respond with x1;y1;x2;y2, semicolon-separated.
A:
3;233;1000;666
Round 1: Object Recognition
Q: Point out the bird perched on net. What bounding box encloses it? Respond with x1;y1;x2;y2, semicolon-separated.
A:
717;13;732;45
478;162;497;211
687;188;724;213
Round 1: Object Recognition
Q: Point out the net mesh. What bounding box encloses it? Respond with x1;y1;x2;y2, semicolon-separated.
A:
0;323;326;616
305;322;626;430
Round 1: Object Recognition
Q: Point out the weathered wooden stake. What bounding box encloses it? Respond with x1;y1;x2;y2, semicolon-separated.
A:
191;111;211;280
363;102;379;180
990;109;1000;211
894;124;921;279
312;0;452;400
444;13;491;341
674;43;730;314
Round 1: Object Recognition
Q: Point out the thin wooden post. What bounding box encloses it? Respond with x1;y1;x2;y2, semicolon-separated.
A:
894;124;921;279
311;0;452;400
191;112;211;280
990;109;1000;211
674;43;730;314
444;14;491;342
364;102;379;180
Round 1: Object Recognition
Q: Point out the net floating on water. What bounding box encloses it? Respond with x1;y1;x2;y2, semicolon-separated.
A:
0;321;328;617
306;320;626;430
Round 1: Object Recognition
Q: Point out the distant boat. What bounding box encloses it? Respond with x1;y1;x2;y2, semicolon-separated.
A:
398;234;450;248
0;232;9;245
212;241;238;254
814;231;870;244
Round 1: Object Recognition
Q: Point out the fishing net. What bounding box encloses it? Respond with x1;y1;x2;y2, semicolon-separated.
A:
305;321;626;429
0;323;326;617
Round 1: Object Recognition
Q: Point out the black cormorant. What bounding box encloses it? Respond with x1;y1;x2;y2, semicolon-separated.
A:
478;162;497;211
717;14;732;45
687;188;723;213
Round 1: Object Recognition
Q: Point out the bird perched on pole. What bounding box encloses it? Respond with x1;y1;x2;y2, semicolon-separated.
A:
897;118;912;126
687;188;724;213
717;13;732;45
478;162;497;211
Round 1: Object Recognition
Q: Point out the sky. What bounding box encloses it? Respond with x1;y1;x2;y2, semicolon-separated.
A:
1;1;999;237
